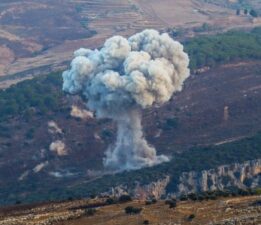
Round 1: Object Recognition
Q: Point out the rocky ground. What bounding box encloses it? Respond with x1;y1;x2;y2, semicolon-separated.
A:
0;195;260;225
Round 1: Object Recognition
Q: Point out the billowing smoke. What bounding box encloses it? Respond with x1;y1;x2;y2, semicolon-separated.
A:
49;140;67;156
62;29;190;171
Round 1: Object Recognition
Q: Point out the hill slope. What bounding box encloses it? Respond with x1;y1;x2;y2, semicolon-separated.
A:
0;195;260;225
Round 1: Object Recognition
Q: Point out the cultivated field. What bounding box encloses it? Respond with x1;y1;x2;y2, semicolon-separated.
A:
0;0;260;88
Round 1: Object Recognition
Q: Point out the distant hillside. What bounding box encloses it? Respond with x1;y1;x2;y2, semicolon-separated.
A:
1;0;260;89
0;29;261;205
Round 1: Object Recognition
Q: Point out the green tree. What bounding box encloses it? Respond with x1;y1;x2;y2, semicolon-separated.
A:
250;9;258;18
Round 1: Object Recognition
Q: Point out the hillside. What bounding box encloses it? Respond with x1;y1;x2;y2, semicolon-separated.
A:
1;0;260;89
0;195;260;225
0;28;261;205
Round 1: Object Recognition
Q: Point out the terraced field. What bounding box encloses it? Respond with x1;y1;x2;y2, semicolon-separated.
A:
1;0;260;89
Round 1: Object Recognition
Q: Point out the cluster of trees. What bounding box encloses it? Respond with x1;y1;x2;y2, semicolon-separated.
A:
236;8;258;17
105;195;132;205
125;206;142;215
0;72;63;121
185;28;261;70
178;188;259;202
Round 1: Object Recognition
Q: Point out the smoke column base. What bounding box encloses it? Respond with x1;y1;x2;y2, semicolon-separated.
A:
103;109;170;171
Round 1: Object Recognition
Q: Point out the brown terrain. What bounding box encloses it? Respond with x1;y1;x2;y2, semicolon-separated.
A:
0;0;260;89
0;60;260;205
0;195;260;225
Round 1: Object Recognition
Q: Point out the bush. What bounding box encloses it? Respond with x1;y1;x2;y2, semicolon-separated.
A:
146;198;157;205
254;188;261;195
25;128;35;139
250;9;258;18
106;197;116;205
84;208;96;216
188;193;197;201
151;198;157;204
125;206;142;215
119;194;132;203
15;200;22;205
179;195;188;201
165;199;177;208
187;214;195;221
145;200;152;205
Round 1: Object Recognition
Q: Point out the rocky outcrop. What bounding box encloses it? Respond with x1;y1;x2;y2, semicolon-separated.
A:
105;159;261;199
134;176;170;199
176;159;261;195
107;176;170;200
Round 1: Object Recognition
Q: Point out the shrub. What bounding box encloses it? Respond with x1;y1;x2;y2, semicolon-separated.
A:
146;198;157;205
119;194;132;203
84;208;96;216
145;200;152;205
254;188;261;195
165;199;177;208
25;128;35;139
250;9;258;18
151;198;157;204
187;214;195;221
188;193;197;201
179;195;188;201
106;197;116;205
125;206;142;215
15;200;22;205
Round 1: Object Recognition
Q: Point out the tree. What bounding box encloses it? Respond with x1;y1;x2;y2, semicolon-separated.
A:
84;208;96;216
187;214;195;221
250;9;258;18
118;194;132;203
244;9;248;15
165;199;177;208
125;206;142;215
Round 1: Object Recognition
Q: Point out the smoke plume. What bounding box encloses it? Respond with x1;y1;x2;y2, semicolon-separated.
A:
62;29;190;171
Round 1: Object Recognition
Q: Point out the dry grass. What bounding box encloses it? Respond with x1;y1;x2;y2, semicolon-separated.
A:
1;196;260;225
1;0;260;88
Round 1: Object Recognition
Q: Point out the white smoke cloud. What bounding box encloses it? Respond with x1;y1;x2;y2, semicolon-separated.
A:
63;29;190;171
70;105;93;120
49;140;67;156
48;121;63;134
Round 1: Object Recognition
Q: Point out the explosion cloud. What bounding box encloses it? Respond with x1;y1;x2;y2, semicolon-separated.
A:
62;29;190;171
